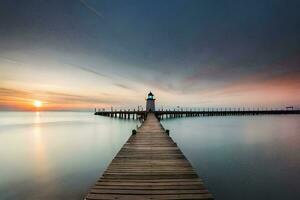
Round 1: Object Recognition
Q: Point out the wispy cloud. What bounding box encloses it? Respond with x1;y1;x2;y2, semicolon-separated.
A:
190;71;300;106
113;83;134;90
80;0;104;18
0;87;123;111
64;62;108;78
0;56;26;66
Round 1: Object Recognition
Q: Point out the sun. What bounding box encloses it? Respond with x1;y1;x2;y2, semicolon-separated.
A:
33;100;42;108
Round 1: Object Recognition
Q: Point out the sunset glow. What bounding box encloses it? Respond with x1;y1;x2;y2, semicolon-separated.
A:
0;1;299;111
33;100;42;108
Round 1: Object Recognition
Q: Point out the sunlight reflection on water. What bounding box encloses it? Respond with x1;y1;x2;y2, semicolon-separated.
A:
0;111;137;199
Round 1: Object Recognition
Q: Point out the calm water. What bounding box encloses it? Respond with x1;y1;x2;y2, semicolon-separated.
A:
162;115;300;200
0;112;299;199
0;112;137;199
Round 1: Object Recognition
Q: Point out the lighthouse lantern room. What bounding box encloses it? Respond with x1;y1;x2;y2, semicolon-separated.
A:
146;92;155;112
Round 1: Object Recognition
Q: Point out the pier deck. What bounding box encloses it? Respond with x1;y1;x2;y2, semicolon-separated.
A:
85;113;213;200
95;109;300;120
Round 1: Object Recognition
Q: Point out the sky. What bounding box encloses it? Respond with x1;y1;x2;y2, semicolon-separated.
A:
0;0;299;111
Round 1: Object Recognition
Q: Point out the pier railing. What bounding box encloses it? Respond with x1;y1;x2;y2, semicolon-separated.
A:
94;109;300;120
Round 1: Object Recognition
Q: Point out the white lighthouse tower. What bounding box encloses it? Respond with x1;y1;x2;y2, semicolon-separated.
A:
146;92;155;112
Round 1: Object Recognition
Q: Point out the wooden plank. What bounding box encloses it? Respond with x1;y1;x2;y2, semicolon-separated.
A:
97;179;204;183
85;113;213;200
89;189;210;194
93;185;205;190
86;193;213;200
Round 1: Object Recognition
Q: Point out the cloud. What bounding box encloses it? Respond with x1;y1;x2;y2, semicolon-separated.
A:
64;62;108;78
192;70;300;106
80;0;104;18
0;87;123;111
0;56;22;65
113;83;133;90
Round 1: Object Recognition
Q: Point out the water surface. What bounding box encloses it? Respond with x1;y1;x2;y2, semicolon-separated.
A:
0;112;299;199
162;115;300;200
0;112;137;199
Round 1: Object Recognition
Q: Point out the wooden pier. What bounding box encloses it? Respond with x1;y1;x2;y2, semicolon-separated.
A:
85;113;213;200
94;109;300;120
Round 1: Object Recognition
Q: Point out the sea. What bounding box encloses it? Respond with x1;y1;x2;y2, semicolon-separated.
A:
0;111;299;199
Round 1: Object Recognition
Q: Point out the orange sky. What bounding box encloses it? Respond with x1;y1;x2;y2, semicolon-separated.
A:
0;70;299;111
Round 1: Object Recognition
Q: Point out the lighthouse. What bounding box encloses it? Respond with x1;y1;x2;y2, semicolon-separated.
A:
146;92;155;112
